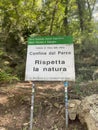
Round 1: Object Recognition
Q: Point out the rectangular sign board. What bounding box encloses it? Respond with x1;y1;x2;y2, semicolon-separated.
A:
25;36;75;81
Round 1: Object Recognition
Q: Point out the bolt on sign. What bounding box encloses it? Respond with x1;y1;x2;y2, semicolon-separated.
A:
25;36;75;81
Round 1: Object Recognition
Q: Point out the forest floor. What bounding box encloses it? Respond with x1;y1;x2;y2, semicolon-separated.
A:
0;81;98;130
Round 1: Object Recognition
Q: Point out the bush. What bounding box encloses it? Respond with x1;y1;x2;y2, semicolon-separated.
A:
0;70;19;83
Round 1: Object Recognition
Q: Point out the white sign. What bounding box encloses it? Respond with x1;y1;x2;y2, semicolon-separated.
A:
25;36;75;81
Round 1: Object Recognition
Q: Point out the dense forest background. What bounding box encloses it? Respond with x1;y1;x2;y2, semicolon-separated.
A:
0;0;98;83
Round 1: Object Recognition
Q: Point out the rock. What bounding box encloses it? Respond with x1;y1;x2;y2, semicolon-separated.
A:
78;94;98;130
68;100;81;120
68;94;98;130
0;127;7;130
93;70;98;80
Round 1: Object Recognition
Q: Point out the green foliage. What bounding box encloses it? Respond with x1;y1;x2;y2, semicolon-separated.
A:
0;70;19;83
0;0;98;82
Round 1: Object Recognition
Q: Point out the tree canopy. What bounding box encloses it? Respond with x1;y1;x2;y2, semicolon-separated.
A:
0;0;98;82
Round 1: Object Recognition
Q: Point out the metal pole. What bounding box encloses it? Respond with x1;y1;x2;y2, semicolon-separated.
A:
30;83;35;130
64;81;69;129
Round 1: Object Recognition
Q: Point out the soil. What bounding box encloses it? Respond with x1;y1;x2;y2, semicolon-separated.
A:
0;81;98;130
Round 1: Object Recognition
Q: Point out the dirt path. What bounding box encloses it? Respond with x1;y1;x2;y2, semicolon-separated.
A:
0;81;97;130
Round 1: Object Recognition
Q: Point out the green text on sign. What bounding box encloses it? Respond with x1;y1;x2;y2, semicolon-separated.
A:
28;36;73;45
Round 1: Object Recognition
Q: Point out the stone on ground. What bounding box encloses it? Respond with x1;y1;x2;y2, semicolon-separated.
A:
68;94;98;130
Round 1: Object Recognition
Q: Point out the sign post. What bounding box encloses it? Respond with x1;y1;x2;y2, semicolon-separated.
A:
25;36;75;129
64;81;69;129
30;83;35;130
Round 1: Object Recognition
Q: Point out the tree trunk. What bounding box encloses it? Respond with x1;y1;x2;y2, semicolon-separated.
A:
76;0;85;32
49;0;59;35
63;0;69;35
